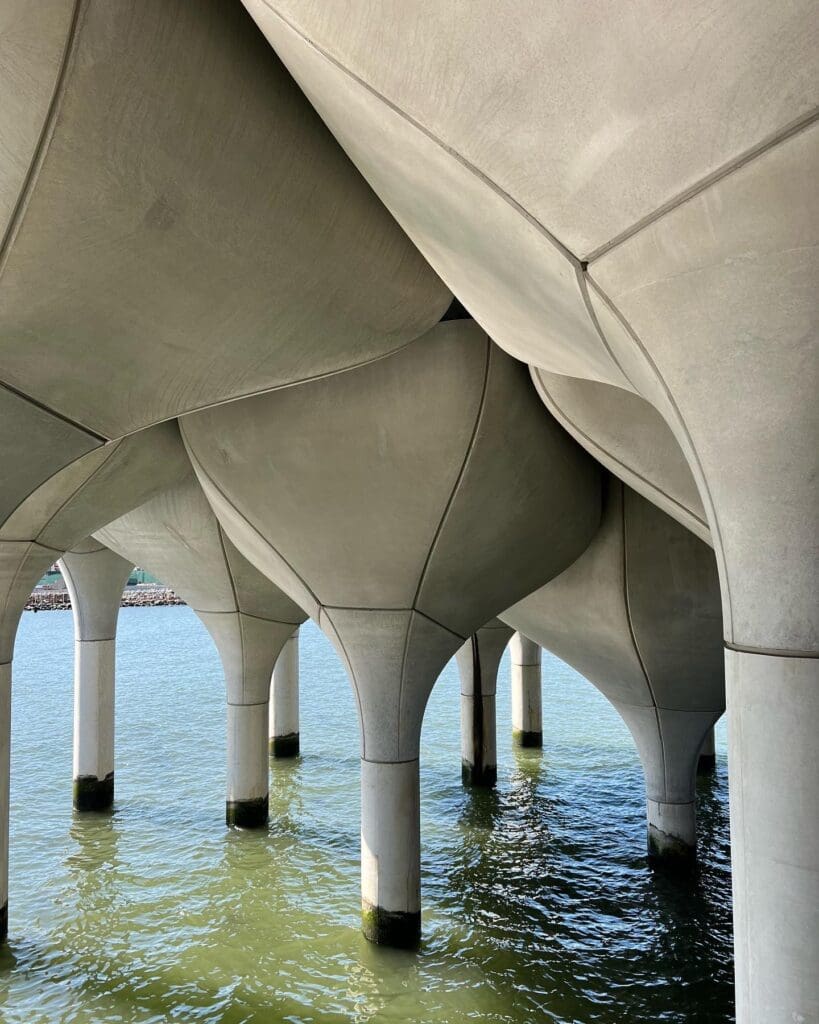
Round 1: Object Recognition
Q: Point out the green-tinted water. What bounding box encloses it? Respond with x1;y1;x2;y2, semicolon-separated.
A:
2;606;733;1023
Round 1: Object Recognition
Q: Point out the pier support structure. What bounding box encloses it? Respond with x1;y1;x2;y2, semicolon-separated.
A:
456;619;513;786
269;628;300;757
510;633;542;747
697;726;717;774
60;541;133;812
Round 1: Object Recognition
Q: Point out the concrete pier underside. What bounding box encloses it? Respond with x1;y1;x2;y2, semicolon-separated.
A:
0;0;815;1015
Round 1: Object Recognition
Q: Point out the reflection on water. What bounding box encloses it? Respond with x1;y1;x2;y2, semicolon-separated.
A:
2;606;733;1023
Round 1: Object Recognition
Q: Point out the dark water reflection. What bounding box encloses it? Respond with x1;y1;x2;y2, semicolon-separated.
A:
2;606;733;1023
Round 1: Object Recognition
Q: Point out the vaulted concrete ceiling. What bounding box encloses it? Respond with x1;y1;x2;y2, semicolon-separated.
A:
0;0;450;450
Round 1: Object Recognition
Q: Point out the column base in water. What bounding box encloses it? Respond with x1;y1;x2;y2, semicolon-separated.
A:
73;771;114;812
461;761;497;787
269;732;300;758
361;903;421;948
0;902;6;944
361;759;421;948
512;728;543;748
226;796;269;829
647;800;696;862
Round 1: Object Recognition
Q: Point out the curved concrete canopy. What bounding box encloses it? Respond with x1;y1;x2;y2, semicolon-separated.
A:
0;0;450;441
182;320;602;760
530;369;710;544
502;479;724;807
0;422;187;662
244;1;818;654
95;470;307;705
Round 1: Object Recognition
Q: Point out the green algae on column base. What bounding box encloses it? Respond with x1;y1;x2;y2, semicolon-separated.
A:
73;771;114;812
361;901;421;949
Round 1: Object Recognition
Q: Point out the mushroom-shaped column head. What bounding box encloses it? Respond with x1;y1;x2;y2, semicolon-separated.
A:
182;320;601;943
96;470;307;829
503;477;724;861
456;619;513;786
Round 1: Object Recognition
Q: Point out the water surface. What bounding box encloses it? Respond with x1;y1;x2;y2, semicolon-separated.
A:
2;605;733;1023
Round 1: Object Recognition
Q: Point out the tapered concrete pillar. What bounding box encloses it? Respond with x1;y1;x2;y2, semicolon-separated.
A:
616;702;719;862
201;613;288;831
728;650;818;1022
697;727;716;774
510;633;542;747
226;701;269;828
182;320;602;947
269;628;300;757
60;542;133;812
0;662;9;943
456;619;512;786
361;758;420;947
503;481;725;863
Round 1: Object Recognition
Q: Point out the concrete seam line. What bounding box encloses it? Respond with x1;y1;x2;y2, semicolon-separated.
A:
574;266;636;389
409;334;492;611
216;524;241;616
584;276;734;639
584;106;819;263
0;0;108;443
529;367;711;540
34;442;124;546
259;0;582;268
197;608;303;627
318;605;365;758
620;486;670;799
75;637;116;644
724;642;819;659
180;433;321;613
134;335;449;440
0;381;107;444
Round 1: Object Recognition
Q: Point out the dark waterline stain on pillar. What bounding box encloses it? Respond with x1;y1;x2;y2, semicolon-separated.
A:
463;635;497;788
270;732;300;758
513;728;543;748
73;771;114;812
226;796;269;829
361;902;421;949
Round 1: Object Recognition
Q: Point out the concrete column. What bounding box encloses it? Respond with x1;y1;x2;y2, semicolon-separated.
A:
455;620;512;787
510;632;542;747
269;628;299;757
0;662;9;944
616;702;719;862
728;650;819;1023
59;543;133;812
697;726;716;774
226;701;269;828
361;758;420;948
201;613;289;830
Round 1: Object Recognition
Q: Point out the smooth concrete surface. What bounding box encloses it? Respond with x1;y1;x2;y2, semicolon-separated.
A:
503;478;724;856
361;758;421;948
183;322;601;943
727;649;819;1024
456;619;512;786
530;370;711;545
0;662;9;943
95;471;309;828
510;633;542;747
270;629;300;758
226;702;270;829
60;540;133;812
0;0;449;440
